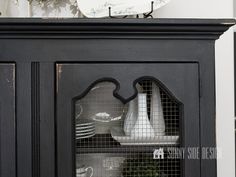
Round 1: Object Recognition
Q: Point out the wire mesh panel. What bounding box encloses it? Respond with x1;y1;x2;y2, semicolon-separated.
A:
75;80;181;177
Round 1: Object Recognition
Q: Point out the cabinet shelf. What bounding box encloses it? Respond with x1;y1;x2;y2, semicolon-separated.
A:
76;144;179;154
76;134;179;154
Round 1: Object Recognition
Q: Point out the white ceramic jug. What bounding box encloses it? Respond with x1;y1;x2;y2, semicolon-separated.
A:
123;98;137;136
130;93;155;138
150;83;165;136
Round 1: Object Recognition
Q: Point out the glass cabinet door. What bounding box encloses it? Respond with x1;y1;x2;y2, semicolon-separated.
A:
56;63;200;177
75;80;180;177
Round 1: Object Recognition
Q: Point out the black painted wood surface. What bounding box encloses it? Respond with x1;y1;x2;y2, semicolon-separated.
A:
57;63;200;177
0;64;15;177
0;19;234;177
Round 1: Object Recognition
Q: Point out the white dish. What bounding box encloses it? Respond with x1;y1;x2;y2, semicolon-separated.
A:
75;82;127;134
92;112;122;122
76;128;95;133
76;133;96;140
76;131;95;136
76;119;95;127
111;127;179;145
76;125;95;130
77;0;171;18
75;82;125;123
76;131;95;135
76;123;94;127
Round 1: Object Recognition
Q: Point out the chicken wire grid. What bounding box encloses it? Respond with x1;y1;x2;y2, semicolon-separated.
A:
75;80;181;177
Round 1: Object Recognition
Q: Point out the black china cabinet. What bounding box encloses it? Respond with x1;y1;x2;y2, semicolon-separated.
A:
0;18;235;177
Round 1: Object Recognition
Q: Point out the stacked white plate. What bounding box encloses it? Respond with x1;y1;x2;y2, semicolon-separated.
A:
76;119;95;140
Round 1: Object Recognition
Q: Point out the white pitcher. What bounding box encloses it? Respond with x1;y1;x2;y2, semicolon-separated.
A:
150;83;165;136
123;98;137;136
130;93;155;138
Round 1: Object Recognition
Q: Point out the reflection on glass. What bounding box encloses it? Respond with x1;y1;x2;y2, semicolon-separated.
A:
75;81;181;177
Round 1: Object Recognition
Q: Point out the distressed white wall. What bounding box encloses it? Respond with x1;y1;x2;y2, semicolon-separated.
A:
235;0;236;19
1;0;235;177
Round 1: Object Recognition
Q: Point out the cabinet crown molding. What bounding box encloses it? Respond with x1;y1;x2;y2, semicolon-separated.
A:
0;18;234;39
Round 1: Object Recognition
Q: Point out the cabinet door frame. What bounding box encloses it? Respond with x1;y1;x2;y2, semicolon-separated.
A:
56;62;200;177
0;64;16;177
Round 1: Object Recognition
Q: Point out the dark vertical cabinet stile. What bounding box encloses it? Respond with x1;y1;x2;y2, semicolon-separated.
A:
0;64;15;177
39;63;55;177
0;19;234;177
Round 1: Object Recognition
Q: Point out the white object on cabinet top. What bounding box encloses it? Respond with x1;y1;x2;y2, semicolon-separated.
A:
76;0;171;18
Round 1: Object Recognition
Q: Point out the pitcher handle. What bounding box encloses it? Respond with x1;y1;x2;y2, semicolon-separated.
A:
85;166;93;177
76;104;83;119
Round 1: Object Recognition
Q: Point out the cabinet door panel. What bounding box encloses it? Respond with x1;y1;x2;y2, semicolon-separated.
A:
56;63;200;177
0;64;15;177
